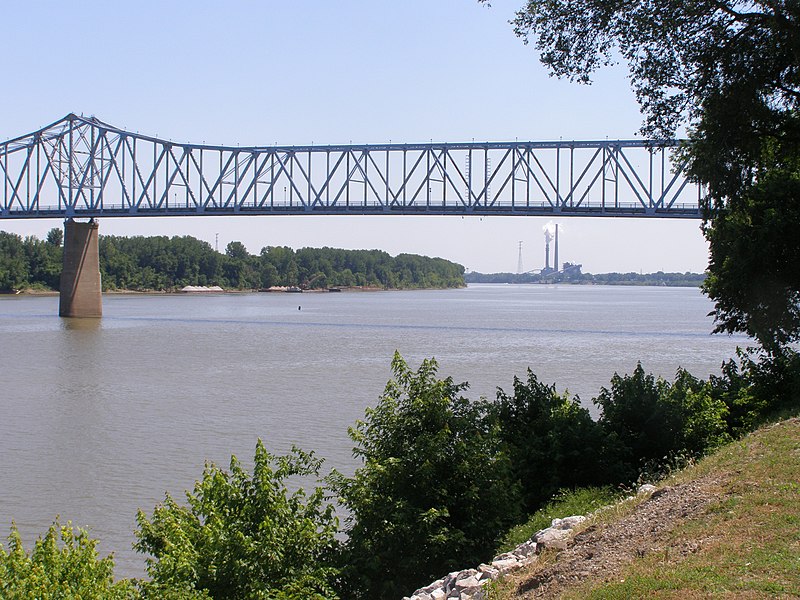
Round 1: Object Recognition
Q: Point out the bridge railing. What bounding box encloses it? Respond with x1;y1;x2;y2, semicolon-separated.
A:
1;114;702;219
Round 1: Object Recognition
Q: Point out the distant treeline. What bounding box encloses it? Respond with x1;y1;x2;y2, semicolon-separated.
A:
0;229;63;291
0;229;465;292
466;270;706;287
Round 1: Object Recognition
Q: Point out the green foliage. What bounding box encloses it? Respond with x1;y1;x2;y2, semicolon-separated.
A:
466;270;705;287
1;229;465;292
0;232;29;291
506;1;798;139
666;369;731;454
330;352;519;600
0;231;61;291
702;172;800;354
0;520;136;599
503;0;800;352
710;349;800;434
263;246;465;290
99;235;224;290
493;370;609;512
595;364;731;482
135;440;339;600
224;241;248;260
97;236;464;291
594;364;673;481
46;227;63;247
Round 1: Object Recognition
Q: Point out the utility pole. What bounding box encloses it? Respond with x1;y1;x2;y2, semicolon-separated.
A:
517;241;524;274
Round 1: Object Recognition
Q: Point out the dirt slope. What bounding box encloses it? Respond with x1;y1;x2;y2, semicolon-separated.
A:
503;417;800;599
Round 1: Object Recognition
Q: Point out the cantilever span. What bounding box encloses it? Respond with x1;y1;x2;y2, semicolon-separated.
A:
1;113;702;220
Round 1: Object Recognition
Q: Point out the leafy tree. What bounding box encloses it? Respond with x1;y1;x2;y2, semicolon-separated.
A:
257;258;280;288
0;232;29;291
594;363;673;480
595;364;731;482
330;352;519;600
703;172;800;353
224;241;248;261
135;441;339;600
3;230;464;292
502;0;800;352
493;370;608;512
23;236;62;290
663;368;731;455
0;520;136;599
709;348;800;435
46;227;63;246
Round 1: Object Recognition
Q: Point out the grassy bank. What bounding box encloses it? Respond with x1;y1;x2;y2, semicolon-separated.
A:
492;416;800;598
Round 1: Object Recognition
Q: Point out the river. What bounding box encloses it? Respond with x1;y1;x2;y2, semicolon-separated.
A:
0;284;746;578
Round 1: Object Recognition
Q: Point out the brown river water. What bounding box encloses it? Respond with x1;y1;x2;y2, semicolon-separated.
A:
0;284;746;578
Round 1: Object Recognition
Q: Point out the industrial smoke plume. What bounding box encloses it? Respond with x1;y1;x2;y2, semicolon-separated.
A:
543;221;557;242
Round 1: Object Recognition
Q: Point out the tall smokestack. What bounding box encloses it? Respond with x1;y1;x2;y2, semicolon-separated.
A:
545;238;550;271
543;221;555;272
554;224;559;273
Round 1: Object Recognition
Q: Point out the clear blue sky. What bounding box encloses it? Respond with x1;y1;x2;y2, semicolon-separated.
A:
0;0;708;273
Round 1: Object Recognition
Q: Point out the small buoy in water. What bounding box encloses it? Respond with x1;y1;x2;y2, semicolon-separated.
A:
298;306;301;311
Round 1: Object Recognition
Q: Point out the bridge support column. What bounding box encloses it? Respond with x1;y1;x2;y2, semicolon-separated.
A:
59;219;102;318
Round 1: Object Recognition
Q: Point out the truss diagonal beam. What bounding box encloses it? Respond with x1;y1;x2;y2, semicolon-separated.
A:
0;114;702;219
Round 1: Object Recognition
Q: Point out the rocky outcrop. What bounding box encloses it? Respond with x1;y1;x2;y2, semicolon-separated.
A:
402;515;587;600
403;485;660;600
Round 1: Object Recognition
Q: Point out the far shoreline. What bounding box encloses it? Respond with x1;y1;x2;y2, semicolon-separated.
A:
2;280;706;298
1;285;458;297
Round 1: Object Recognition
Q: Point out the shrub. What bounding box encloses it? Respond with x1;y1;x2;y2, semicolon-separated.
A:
330;352;519;600
0;520;135;600
665;368;731;454
594;363;674;481
135;441;339;599
596;364;732;483
493;370;609;512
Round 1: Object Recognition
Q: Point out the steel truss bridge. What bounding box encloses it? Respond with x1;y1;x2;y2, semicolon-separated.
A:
1;114;702;220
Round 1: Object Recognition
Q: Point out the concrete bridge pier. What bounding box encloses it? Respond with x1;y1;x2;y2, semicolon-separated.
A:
59;219;102;318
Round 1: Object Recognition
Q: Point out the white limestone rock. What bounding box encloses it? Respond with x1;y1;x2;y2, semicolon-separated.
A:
551;515;586;530
533;526;571;550
512;540;538;557
456;575;482;589
490;557;520;572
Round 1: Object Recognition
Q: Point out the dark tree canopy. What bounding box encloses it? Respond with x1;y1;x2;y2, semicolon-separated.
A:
507;1;799;139
503;0;800;352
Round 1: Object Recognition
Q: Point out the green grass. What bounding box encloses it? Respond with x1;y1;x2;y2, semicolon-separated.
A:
497;486;622;554
564;417;800;599
490;417;800;599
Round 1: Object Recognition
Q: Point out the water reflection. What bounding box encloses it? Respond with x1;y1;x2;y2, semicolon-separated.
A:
60;317;102;332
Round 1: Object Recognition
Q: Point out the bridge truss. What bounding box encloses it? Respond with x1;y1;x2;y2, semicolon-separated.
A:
0;114;702;219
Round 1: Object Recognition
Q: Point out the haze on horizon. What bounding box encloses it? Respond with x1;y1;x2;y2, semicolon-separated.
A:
0;0;709;274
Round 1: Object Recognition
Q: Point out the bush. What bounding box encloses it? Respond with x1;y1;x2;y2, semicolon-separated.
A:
0;520;136;600
135;441;339;599
736;349;800;424
330;352;520;600
493;370;609;512
596;364;732;483
665;368;731;454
